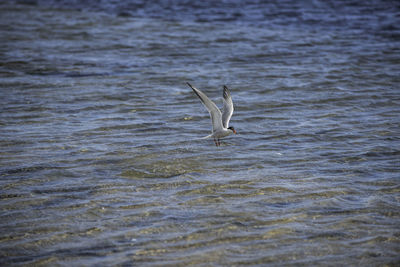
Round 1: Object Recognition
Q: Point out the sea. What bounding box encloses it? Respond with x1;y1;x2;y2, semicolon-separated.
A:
1;0;399;265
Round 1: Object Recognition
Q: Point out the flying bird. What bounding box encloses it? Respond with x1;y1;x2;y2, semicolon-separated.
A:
187;82;237;146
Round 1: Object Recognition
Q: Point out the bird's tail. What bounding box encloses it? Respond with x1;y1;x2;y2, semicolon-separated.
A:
201;134;213;139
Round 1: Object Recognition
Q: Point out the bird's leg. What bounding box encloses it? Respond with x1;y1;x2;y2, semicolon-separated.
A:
214;138;218;146
217;139;221;146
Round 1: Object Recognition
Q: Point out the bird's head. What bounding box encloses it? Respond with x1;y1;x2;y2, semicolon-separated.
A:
228;126;237;134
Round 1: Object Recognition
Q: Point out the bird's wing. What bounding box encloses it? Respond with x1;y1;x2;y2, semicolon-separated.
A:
222;85;234;128
187;82;223;133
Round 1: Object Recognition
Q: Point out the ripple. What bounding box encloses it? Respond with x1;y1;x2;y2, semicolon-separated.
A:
1;1;399;266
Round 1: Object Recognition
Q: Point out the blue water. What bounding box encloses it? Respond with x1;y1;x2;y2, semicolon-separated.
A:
1;0;399;265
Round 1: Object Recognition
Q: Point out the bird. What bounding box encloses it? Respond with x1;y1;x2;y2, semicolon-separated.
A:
187;82;237;146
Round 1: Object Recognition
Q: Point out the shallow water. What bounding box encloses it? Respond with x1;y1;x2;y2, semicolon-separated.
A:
1;0;400;266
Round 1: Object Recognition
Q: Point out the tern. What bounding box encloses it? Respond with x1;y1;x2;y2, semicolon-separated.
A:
187;82;237;146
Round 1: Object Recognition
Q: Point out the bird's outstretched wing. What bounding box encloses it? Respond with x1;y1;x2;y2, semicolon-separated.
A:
187;82;223;133
222;85;234;128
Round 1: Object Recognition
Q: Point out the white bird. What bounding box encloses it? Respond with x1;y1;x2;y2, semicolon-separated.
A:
187;82;237;146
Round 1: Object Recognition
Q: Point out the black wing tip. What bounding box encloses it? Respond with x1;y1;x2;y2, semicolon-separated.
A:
223;85;230;99
187;82;197;93
187;82;198;94
188;82;205;103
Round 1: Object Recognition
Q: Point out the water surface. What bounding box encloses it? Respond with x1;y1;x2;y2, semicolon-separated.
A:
1;0;399;266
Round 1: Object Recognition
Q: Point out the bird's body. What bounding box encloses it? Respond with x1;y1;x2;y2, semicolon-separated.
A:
187;82;237;146
205;128;233;139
